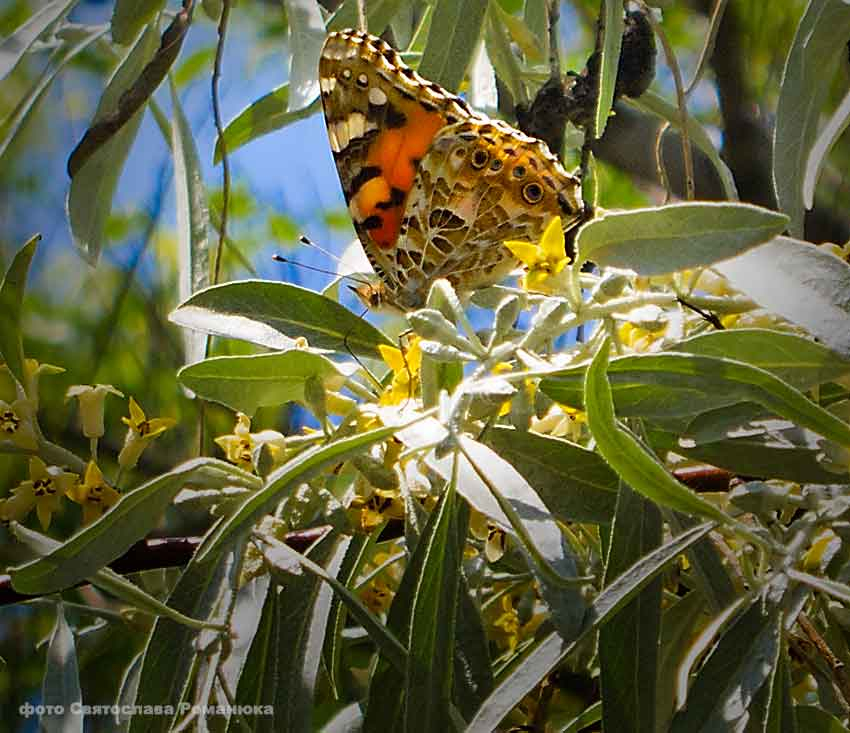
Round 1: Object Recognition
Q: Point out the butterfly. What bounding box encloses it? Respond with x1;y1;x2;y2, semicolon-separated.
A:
319;29;584;311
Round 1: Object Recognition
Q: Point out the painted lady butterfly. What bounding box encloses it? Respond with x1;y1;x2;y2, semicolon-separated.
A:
319;29;583;311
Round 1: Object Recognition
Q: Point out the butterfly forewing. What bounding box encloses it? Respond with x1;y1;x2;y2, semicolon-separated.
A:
319;29;583;310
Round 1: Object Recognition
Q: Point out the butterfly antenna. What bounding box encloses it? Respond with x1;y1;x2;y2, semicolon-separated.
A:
299;234;347;266
272;253;372;288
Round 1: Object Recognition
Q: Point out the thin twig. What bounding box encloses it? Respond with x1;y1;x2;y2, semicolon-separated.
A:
638;1;695;200
211;0;232;285
798;612;850;711
685;0;728;99
547;0;561;78
653;120;673;201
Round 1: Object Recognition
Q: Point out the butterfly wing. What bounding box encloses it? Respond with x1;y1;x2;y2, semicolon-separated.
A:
392;119;583;308
319;30;472;297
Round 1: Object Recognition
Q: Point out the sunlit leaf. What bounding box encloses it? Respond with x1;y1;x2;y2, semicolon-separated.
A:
110;0;165;45
41;604;82;733
0;234;38;387
595;0;624;138
0;0;78;82
284;0;324;111
418;0;488;91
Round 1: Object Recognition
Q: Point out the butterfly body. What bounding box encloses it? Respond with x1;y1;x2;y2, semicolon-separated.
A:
320;29;583;310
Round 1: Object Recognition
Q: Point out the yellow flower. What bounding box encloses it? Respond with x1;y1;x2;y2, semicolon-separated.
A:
67;461;121;525
66;384;124;438
361;579;394;614
491;595;521;651
378;336;422;405
214;413;286;472
0;397;38;450
531;404;586;442
618;321;664;352
117;397;176;469
348;488;405;533
0;457;77;529
469;509;509;562
504;216;571;293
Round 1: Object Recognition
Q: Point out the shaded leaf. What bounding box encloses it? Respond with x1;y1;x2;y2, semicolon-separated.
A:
178;350;351;415
110;0;166;45
804;86;850;210
466;522;714;732
575;203;788;274
67;22;160;263
0;234;39;387
595;0;624;138
327;0;408;34
0;0;78;82
484;426;618;524
773;0;850;237
599;483;662;733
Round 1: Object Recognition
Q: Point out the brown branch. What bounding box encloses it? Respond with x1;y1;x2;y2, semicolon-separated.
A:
0;526;329;608
211;0;232;286
67;1;194;178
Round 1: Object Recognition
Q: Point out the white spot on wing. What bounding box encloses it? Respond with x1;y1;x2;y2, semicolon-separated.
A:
369;86;388;106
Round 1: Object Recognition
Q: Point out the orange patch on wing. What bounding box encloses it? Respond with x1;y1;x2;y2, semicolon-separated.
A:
352;104;445;250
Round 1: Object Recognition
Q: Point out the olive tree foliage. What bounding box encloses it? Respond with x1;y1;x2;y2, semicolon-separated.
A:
2;0;850;731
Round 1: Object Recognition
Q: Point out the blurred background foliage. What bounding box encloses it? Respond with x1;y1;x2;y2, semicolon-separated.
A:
0;0;848;727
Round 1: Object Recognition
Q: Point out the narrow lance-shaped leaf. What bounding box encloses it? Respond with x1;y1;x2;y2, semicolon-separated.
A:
582;340;736;525
466;521;714;732
599;483;662;733
575;202;788;275
327;0;408;34
11;458;259;595
67;21;160;263
595;0;625;138
0;235;39;387
804;86;850;210
170;77;210;368
0;0;79;82
110;0;166;45
0;25;108;162
418;0;488;92
214;85;320;162
198;423;403;561
717;235;850;359
284;0;325;111
773;0;850;237
42;603;83;733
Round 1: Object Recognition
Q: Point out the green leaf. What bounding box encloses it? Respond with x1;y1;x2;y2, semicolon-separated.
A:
214;85;320;162
787;568;850;605
672;329;850;391
716;236;850;359
418;0;488;91
594;0;624;138
453;573;494;719
575;203;788;274
670;596;781;732
484;3;525;103
327;0;408;34
773;0;850;237
543;351;850;447
0;234;38;387
0;25;106;162
170;77;211;368
0;0;79;82
170;280;394;357
198;424;402;561
172;45;215;87
10;458;259;595
656;591;709;732
110;0;165;44
492;2;543;62
42;604;82;733
431;438;585;635
523;0;548;62
630;91;738;201
130;542;234;733
804;87;850;210
599;484;662;733
466;521;714;732
178;350;351;415
653;430;844;485
284;0;325;111
67;21;159;264
11;523;221;630
264;535;349;732
795;706;850;733
404;470;462;732
484;427;618;524
583;343;731;524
